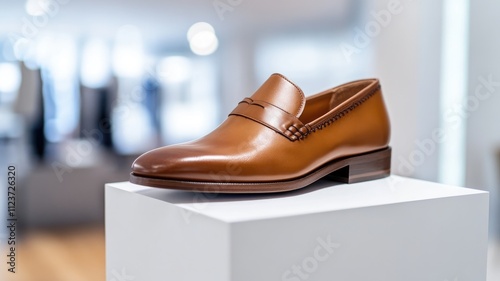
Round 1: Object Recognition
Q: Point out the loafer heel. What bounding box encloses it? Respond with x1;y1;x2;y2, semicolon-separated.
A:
326;147;391;184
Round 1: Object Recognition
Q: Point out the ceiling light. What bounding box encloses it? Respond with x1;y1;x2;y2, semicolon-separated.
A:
187;22;219;56
187;22;215;41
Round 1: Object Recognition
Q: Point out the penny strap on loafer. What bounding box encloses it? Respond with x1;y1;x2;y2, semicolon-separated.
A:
229;97;309;141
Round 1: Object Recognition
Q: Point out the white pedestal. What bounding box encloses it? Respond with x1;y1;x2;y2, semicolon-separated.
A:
105;176;489;281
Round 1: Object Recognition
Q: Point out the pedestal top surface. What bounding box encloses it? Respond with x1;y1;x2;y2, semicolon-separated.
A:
108;176;487;222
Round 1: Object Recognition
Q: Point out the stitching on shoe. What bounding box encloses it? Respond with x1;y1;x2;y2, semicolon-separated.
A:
308;85;381;134
230;84;380;142
288;123;308;140
230;99;308;142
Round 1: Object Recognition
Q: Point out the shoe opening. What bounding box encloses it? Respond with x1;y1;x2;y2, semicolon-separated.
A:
299;79;378;124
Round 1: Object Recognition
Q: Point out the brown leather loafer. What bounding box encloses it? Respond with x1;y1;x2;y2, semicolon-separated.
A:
130;73;391;193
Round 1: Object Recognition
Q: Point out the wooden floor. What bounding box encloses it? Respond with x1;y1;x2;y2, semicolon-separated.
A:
2;226;105;281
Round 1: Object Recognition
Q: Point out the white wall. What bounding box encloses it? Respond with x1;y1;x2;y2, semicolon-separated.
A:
467;0;500;236
372;0;443;181
218;34;258;117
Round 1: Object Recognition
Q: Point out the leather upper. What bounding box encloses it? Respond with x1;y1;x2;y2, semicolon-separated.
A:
131;73;390;182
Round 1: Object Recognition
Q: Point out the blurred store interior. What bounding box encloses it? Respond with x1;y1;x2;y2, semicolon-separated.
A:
0;0;499;280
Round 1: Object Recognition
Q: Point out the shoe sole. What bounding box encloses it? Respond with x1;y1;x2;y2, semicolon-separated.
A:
129;147;391;193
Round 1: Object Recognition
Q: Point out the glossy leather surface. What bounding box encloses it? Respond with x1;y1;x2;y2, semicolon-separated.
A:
132;74;390;183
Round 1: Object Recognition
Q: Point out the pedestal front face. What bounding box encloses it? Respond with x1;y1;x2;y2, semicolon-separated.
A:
105;176;489;281
105;185;231;281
